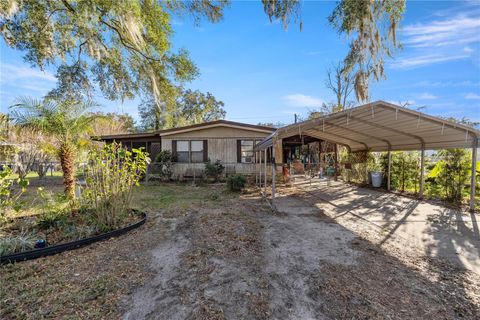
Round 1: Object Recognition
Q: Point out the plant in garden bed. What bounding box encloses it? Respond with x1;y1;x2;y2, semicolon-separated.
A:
0;229;37;256
153;150;175;181
205;159;225;182
227;174;247;192
0;166;28;223
83;142;149;230
35;187;69;230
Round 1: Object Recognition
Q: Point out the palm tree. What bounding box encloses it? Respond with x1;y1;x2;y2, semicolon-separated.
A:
11;98;95;199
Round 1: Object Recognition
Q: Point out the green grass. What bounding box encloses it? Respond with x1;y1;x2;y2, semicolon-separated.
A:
7;178;233;219
6;171;63;180
131;182;232;216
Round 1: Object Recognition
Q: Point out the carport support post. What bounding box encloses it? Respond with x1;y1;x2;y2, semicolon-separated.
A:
255;151;258;187
470;137;478;211
259;150;263;188
419;145;425;198
272;148;276;206
264;149;267;194
387;149;391;191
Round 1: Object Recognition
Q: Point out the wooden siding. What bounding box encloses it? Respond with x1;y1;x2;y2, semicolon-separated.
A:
161;139;172;152
162;137;266;163
207;138;237;163
157;126;273;178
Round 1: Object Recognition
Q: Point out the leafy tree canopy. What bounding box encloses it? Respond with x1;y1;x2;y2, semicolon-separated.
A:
90;111;136;136
139;88;226;131
262;0;406;102
0;0;228;103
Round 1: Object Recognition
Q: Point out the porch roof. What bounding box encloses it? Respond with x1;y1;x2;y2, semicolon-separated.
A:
255;100;480;152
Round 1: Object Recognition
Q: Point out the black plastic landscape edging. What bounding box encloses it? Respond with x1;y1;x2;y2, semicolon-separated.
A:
0;212;146;264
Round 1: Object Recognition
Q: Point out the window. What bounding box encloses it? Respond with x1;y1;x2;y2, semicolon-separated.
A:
176;141;190;163
191;140;204;163
174;140;206;163
239;140;254;163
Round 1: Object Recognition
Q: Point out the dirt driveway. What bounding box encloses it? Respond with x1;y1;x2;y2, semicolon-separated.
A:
286;178;480;274
123;183;480;319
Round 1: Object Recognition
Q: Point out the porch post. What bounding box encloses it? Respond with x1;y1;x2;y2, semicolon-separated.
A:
334;144;338;181
259;150;263;188
264;149;267;195
419;144;425;198
255;151;258;187
272;146;276;205
470;137;478;211
387;149;392;191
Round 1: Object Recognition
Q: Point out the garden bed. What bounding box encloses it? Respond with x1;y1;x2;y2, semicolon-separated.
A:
0;209;146;263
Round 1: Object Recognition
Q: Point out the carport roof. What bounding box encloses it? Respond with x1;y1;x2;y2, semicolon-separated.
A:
255;100;480;152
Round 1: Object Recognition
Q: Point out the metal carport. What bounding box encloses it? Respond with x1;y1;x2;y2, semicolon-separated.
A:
255;100;480;210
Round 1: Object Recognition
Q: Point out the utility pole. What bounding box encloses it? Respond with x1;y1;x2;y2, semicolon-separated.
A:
294;113;297;123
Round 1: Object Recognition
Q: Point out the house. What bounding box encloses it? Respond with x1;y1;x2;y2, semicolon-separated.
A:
97;120;276;179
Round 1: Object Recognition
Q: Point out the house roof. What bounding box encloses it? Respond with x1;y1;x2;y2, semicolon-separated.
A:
94;120;275;141
92;131;158;140
255;100;480;152
158;120;275;136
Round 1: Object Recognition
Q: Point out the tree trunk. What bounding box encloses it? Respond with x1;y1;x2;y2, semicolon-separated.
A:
59;143;76;199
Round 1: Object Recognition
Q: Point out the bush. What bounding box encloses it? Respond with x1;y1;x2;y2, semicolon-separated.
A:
0;230;37;256
226;174;246;192
0;166;28;221
205;159;224;182
153;150;174;181
35;187;67;229
83;142;149;229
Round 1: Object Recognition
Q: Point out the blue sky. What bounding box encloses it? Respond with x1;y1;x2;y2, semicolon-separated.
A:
1;0;479;126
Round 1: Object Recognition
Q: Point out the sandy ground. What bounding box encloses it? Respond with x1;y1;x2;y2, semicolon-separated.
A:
122;184;480;319
288;178;480;274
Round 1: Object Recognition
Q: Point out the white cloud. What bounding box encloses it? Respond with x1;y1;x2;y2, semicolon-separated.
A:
283;94;323;107
403;15;480;48
465;92;480;100
417;92;438;100
0;63;56;83
391;54;469;69
414;80;480;87
394;11;479;70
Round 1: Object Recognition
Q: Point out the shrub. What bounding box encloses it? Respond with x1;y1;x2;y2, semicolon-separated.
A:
83;142;149;229
153;150;174;181
226;174;246;192
35;187;67;229
0;166;28;221
155;150;175;163
0;230;37;256
62;224;99;240
205;159;224;182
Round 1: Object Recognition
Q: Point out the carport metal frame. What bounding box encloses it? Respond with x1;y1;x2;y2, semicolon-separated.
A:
255;101;480;211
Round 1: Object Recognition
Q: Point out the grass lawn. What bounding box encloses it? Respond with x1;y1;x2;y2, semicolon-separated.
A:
6;171;63;180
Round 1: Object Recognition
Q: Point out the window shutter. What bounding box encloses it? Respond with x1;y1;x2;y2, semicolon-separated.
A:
172;140;177;162
237;140;242;163
203;140;208;162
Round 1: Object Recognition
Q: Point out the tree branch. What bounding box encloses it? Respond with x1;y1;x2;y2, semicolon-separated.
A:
99;19;162;63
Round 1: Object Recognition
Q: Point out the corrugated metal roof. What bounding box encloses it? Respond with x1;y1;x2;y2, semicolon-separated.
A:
255;100;480;152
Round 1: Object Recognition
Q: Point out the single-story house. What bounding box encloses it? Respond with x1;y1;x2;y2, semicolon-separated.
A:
96;120;276;179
